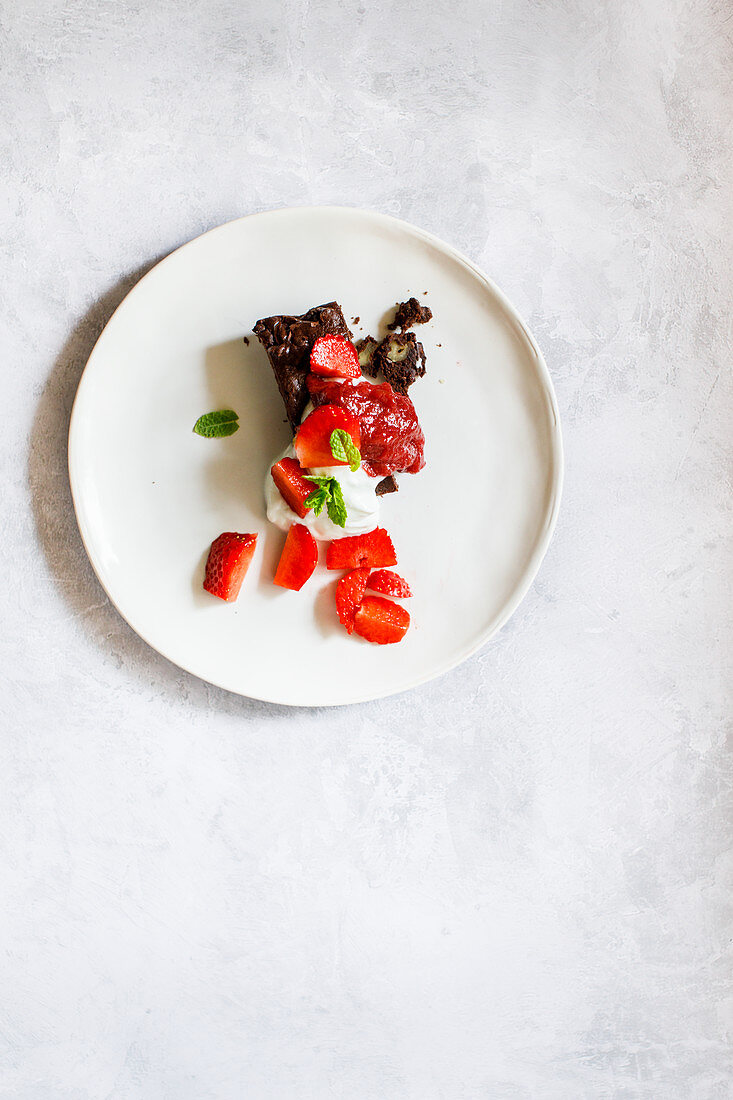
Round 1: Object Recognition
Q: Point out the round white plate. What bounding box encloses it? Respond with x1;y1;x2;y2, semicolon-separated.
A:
68;207;562;706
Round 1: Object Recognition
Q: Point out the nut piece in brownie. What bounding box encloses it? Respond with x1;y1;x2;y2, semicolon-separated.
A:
372;332;427;395
355;335;379;378
388;296;433;331
253;302;352;428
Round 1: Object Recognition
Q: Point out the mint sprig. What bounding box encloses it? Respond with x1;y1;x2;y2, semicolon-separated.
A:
304;475;348;528
327;479;347;527
330;429;361;472
303;480;331;517
193;409;239;437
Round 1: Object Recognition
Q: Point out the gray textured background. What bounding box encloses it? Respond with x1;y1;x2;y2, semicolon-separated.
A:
2;0;732;1096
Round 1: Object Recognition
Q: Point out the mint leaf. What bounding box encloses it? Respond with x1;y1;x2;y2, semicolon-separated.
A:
329;430;349;462
304;486;329;516
327;479;347;528
330;429;361;472
304;475;333;516
304;473;350;526
193;409;239;437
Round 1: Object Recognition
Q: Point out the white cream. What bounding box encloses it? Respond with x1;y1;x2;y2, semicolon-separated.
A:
266;442;380;540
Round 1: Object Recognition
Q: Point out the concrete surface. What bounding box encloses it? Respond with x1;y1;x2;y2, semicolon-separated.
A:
1;0;731;1096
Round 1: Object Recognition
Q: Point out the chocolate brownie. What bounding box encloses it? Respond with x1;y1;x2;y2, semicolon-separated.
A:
253;302;352;428
372;332;427;394
388;297;432;331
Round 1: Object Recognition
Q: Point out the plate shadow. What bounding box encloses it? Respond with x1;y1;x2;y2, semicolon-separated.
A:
27;259;314;719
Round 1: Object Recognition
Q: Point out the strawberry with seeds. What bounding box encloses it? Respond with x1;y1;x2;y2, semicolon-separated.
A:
335;568;370;634
326;528;397;570
294;405;360;469
310;335;361;379
367;570;412;598
204;532;258;602
353;595;410;644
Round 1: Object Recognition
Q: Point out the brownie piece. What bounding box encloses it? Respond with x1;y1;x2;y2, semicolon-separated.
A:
355;335;379;378
372;333;426;394
375;475;398;496
388;297;432;331
253;302;352;428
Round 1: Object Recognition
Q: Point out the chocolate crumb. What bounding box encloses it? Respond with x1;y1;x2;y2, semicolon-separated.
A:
355;335;379;376
353;316;360;324
243;336;250;346
373;332;426;394
388;297;433;332
376;475;398;495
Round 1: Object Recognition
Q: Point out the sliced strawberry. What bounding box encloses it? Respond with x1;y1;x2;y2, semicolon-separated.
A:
271;456;314;519
335;567;370;634
274;523;318;591
353;595;410;644
310;334;361;379
367;569;412;598
294;405;360;469
203;532;257;601
326;528;397;571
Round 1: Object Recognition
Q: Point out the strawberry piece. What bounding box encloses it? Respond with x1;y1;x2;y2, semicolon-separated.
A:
294;405;360;469
203;532;257;602
310;334;361;379
353;595;410;644
271;456;314;519
367;569;412;598
335;567;370;634
326;528;397;571
274;523;318;591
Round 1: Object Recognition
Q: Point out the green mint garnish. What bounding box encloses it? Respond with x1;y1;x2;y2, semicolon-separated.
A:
330;429;361;472
304;485;329;516
304;474;348;527
326;479;347;528
193;409;240;437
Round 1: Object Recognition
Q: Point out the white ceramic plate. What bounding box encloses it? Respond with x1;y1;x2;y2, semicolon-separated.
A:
68;207;562;706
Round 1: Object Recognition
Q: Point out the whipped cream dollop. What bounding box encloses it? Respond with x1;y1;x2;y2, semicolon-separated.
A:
265;440;380;540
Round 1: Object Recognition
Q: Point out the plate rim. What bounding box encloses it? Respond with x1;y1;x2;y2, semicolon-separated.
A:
68;205;564;706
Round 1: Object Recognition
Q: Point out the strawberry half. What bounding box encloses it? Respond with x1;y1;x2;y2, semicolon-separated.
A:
335;567;370;634
326;528;397;571
294;405;360;469
367;569;412;598
271;456;314;519
203;532;258;601
353;595;410;644
274;523;318;591
310;334;361;379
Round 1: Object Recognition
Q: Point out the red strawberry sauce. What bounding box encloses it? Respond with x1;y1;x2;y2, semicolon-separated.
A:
307;375;425;477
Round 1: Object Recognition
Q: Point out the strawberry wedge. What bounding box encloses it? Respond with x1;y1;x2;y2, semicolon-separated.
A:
204;532;258;601
294;405;360;469
353;595;410;644
310;334;361;379
367;569;412;598
271;456;314;519
274;524;318;591
335;567;370;634
326;528;397;571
